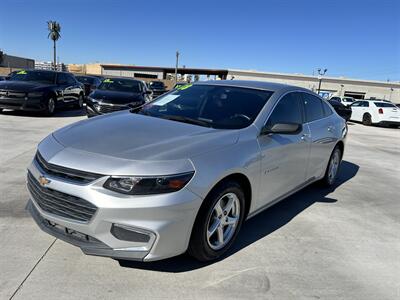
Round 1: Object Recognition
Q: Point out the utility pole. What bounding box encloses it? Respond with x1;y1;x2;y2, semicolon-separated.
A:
175;51;179;84
317;68;328;95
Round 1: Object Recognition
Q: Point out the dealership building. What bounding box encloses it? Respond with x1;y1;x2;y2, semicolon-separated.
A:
71;63;400;103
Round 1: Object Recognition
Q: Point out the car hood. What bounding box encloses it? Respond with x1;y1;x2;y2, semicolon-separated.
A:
90;89;144;105
45;111;239;175
0;81;55;92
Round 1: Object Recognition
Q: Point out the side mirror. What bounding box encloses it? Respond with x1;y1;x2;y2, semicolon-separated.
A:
261;123;302;135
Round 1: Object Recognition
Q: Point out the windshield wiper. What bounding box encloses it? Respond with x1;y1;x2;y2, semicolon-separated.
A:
160;115;213;128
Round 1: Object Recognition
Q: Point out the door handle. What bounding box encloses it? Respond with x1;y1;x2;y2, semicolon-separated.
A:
301;133;310;141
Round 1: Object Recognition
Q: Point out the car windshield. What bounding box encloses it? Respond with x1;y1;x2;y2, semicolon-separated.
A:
97;78;141;93
76;76;96;84
9;70;56;84
374;102;396;108
150;82;165;88
135;84;273;129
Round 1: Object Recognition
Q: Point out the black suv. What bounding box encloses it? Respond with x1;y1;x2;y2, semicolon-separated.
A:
0;70;85;116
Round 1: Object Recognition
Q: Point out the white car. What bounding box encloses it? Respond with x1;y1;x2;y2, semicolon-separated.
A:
350;100;400;127
330;96;355;107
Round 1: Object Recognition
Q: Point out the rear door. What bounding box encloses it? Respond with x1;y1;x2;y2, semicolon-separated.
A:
301;92;337;180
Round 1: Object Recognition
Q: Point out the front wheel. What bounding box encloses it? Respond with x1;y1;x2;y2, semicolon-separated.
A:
188;181;245;262
321;146;342;187
43;97;56;116
74;94;84;109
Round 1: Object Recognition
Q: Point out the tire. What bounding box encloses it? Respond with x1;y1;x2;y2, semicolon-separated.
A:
320;146;342;187
74;94;84;109
43;97;56;116
188;180;246;262
362;113;372;126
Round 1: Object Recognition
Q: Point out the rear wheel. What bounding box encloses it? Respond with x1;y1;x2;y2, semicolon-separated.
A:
43;97;56;116
321;146;342;187
362;113;372;126
188;181;245;262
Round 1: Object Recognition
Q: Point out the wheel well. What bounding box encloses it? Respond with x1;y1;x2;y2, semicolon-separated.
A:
211;173;252;218
363;112;371;117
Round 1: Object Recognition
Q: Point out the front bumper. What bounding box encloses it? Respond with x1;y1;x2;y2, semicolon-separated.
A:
0;96;46;111
27;160;202;261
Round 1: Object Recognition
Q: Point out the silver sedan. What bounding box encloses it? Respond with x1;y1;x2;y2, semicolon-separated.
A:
27;80;347;262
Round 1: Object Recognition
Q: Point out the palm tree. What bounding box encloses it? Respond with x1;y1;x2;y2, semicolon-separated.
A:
47;21;61;70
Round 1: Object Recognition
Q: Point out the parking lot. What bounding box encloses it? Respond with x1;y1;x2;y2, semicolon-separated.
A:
0;109;399;300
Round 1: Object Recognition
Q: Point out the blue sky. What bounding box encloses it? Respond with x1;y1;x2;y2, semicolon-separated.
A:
0;0;399;81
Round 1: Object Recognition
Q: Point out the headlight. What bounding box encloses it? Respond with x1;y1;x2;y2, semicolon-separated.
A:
27;92;44;98
103;172;195;195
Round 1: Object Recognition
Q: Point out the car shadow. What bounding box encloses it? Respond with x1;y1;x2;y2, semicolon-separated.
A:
118;160;359;272
0;106;86;118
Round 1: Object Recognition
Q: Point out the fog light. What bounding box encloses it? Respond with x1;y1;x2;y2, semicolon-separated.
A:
111;224;154;243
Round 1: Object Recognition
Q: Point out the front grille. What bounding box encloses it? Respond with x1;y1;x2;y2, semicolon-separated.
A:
97;103;129;114
0;90;26;99
35;151;103;184
27;171;97;222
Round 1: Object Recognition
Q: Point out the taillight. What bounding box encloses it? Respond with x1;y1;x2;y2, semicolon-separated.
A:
378;108;383;114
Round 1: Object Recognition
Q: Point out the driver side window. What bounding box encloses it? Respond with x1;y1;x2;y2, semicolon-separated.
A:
266;92;303;127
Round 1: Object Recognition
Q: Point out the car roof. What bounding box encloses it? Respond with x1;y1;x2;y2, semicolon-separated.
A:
101;76;141;82
194;80;306;92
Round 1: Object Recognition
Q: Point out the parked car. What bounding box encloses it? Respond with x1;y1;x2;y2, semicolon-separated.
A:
350;100;400;127
86;77;151;117
27;81;347;262
148;80;167;97
0;70;84;116
75;75;102;96
330;96;355;107
328;99;352;121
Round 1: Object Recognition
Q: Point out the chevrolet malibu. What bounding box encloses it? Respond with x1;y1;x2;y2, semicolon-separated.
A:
27;81;347;262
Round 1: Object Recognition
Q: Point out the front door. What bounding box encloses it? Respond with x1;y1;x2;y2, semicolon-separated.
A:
257;92;310;211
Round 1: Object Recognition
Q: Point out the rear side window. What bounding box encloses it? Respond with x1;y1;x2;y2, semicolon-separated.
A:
361;101;369;107
303;93;325;122
322;100;333;117
266;92;303;126
374;102;396;108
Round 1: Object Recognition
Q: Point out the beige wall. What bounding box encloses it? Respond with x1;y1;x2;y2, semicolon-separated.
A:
228;70;400;103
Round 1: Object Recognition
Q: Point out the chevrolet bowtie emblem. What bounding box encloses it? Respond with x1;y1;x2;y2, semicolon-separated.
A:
38;175;51;186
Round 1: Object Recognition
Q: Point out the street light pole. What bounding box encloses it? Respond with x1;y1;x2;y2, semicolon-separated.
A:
175;51;179;84
317;68;327;95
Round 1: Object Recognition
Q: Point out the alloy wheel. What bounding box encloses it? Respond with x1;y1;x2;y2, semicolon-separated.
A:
206;192;240;250
48;98;55;114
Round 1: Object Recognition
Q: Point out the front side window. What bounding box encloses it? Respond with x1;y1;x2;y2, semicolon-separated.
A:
266;92;303;127
136;84;273;129
303;93;325;122
57;73;68;85
361;101;370;107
